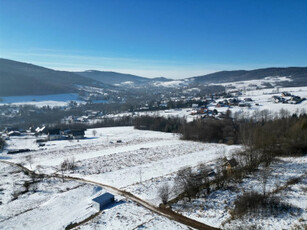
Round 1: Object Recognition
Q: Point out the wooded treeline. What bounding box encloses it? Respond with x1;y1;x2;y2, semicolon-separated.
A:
133;112;307;157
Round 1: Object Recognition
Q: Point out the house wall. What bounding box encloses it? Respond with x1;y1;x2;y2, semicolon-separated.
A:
48;135;61;141
92;201;100;211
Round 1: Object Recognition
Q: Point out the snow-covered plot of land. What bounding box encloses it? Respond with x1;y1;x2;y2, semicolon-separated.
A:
79;200;189;230
0;162;99;230
103;108;200;123
0;160;190;230
114;81;134;86
3;127;240;203
153;80;186;88
1;127;242;229
213;76;293;91
2;126;305;229
172;156;307;230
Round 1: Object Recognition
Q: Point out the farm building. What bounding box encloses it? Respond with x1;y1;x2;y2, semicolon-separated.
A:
70;129;86;139
92;192;115;211
47;129;61;141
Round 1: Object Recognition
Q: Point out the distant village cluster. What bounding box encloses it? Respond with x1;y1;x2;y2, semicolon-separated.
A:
0;126;87;154
0;87;306;139
271;91;305;104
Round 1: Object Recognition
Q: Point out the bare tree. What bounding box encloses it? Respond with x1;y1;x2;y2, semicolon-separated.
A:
25;155;33;169
175;167;202;201
214;158;231;189
158;183;170;205
0;137;6;151
198;164;211;195
280;108;290;119
60;157;77;177
60;160;67;182
92;130;97;137
261;165;270;197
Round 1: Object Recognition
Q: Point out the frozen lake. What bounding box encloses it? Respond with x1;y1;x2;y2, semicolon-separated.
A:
0;93;79;103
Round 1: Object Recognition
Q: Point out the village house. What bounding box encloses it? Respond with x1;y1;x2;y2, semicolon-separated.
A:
281;91;291;97
8;130;21;136
70;129;86;139
47;129;61;141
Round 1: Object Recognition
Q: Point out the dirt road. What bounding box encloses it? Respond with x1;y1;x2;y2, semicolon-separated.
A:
1;160;219;230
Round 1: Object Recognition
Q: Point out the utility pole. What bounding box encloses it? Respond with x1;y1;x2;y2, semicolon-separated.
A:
139;168;142;185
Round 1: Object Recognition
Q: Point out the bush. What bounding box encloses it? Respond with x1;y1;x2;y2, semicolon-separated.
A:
61;157;77;172
158;183;170;205
174;167;203;201
232;192;298;218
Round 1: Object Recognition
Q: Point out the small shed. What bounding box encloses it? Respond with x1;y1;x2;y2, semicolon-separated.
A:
92;192;115;211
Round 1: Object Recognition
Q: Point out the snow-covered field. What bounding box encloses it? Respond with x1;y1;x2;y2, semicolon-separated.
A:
0;162;99;230
1;126;306;229
1;127;241;229
212;76;293;91
79;200;189;230
5;127;240;191
0;161;189;230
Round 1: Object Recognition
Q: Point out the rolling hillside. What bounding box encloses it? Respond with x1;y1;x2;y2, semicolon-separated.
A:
191;67;307;86
75;70;170;86
0;59;100;96
1;58;307;97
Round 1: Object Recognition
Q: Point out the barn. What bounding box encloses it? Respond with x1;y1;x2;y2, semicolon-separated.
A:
92;192;115;211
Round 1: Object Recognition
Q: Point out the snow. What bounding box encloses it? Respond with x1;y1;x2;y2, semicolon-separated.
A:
0;160;189;230
153;80;185;88
1;119;306;229
211;86;307;117
5;127;240;189
0;162;99;230
4;127;226;229
79;200;189;230
1;127;241;228
212;76;293;91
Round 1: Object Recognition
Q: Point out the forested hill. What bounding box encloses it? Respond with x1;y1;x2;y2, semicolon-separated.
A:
0;58;100;96
191;67;307;86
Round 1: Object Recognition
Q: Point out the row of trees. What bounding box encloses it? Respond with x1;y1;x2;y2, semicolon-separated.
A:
133;114;239;144
150;112;307;205
134;112;307;157
0;137;5;151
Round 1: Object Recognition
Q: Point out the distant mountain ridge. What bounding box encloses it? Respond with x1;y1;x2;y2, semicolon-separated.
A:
0;58;307;97
191;67;307;86
75;70;170;85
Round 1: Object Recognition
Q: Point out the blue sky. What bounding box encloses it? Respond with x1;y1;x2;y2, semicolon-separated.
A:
0;0;306;78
